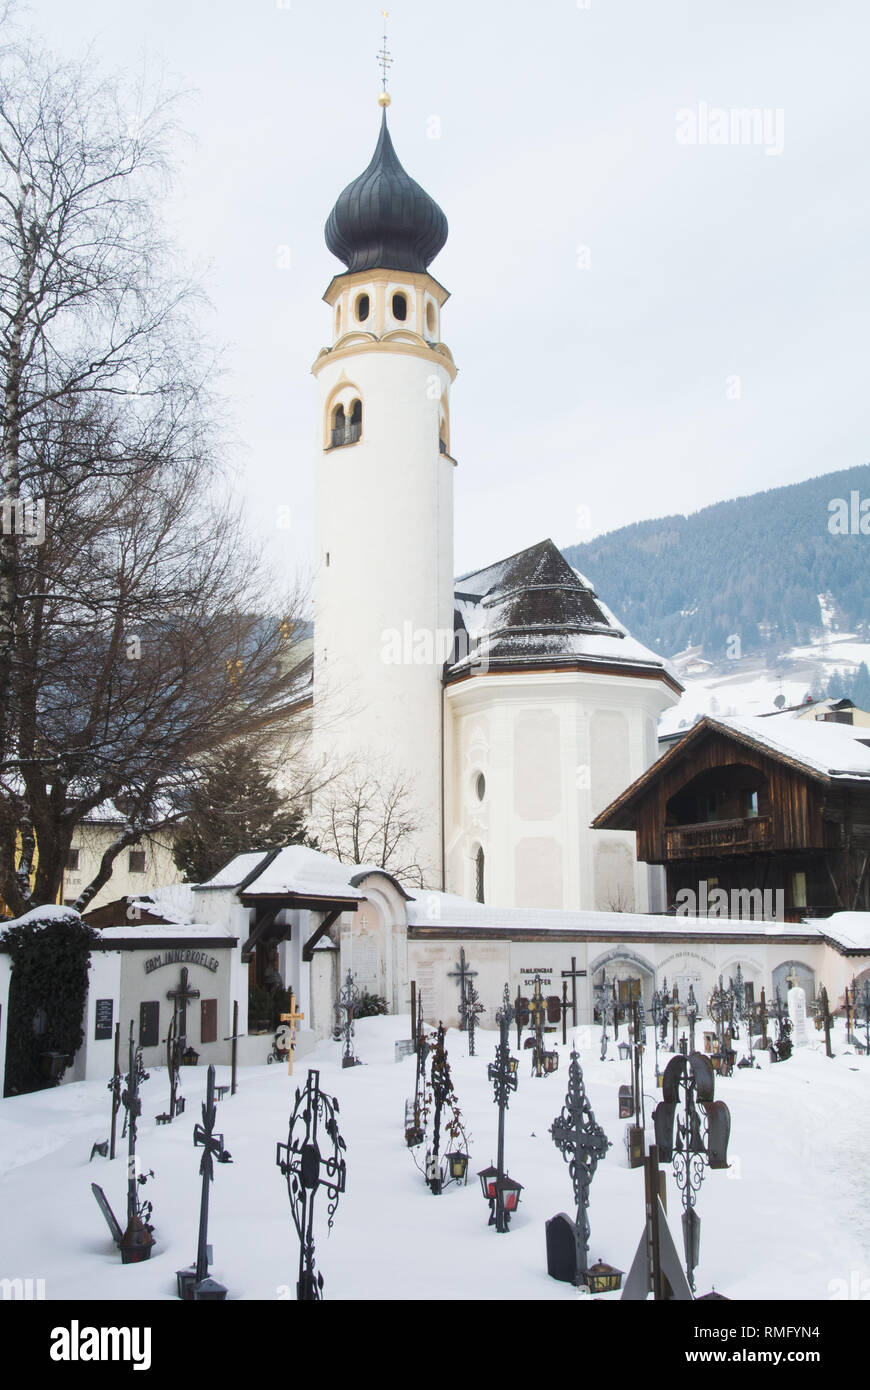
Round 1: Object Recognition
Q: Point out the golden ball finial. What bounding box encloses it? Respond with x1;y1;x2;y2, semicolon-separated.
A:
378;91;391;108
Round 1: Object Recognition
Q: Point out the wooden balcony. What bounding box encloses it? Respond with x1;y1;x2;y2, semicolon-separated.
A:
665;816;773;858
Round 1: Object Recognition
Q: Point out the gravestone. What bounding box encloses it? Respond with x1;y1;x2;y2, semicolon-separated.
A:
788;986;809;1047
546;1212;580;1284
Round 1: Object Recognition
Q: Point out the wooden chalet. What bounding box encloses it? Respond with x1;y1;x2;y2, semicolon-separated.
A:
593;715;870;920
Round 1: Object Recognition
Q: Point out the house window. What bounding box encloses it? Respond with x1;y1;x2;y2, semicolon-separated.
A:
791;871;807;908
128;850;146;874
744;789;759;818
475;847;485;904
67;848;80;871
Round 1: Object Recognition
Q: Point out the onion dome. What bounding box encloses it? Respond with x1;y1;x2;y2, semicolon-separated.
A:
325;110;448;275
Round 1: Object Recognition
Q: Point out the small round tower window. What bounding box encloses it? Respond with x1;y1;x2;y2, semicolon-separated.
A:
392;292;408;321
475;772;486;801
356;294;370;323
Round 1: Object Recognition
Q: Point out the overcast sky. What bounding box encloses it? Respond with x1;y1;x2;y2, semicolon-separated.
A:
26;0;870;588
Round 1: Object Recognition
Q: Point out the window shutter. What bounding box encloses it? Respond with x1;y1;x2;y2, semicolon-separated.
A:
200;999;218;1045
139;1001;159;1048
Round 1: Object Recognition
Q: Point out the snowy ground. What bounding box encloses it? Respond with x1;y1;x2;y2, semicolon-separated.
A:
2;1015;869;1302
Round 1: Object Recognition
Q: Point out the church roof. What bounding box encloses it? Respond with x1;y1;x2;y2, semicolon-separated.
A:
325;111;448;275
448;539;680;684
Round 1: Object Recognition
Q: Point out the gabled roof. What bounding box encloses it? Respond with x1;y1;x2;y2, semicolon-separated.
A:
594;714;870;830
448;539;680;685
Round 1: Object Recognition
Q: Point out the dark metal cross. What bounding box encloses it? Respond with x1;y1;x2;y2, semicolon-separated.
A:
167;967;200;1047
448;949;477;1030
276;1069;346;1300
550;1051;611;1280
817;985;834;1059
192;1064;232;1288
560;956;586;1029
465;981;485;1057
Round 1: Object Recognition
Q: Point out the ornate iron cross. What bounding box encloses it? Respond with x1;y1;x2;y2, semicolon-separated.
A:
465;981;485;1056
192;1064;232;1288
653;1052;730;1293
550;1051;610;1278
685;984;698;1054
335;970;361;1068
276;1069;346;1301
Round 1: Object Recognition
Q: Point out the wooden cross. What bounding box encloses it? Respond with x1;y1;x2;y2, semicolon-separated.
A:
222;1000;242;1096
817;985;834;1059
167;967;200;1047
560;956;586;1028
758;986;769;1048
280;992;305;1076
447;949;477;1030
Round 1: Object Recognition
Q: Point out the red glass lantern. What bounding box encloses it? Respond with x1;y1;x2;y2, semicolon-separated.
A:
477;1163;499;1200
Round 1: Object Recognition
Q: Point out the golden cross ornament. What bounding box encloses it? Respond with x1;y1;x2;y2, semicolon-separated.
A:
280;993;305;1076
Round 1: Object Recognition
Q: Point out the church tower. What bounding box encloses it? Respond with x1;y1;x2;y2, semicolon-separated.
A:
311;95;456;885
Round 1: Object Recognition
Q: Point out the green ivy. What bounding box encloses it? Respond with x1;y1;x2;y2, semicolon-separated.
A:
2;911;98;1096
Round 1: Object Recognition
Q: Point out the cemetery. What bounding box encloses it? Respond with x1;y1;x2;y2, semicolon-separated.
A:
1;956;869;1302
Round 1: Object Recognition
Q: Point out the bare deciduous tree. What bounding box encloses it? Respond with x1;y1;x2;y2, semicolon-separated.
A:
314;763;430;888
0;22;311;914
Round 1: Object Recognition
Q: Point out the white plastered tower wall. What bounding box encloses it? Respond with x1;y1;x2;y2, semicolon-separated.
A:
311;267;457;886
444;670;680;911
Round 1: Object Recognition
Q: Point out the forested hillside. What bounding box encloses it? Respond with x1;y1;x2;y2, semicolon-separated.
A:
562;465;870;660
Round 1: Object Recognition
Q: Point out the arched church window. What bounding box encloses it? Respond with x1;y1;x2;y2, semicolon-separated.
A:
475;846;485;904
392;292;408;321
356;293;370;323
348;399;362;442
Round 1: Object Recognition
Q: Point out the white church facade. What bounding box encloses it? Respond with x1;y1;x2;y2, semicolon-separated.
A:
309;103;682;914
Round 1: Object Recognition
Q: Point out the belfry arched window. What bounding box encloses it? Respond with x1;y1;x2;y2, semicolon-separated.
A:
475;846;485;904
392;292;408;321
329;398;362;449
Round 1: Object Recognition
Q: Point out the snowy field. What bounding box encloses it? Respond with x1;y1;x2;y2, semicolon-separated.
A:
2;1014;870;1302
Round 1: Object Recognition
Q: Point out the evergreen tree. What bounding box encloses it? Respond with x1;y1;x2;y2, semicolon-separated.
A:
172;744;315;884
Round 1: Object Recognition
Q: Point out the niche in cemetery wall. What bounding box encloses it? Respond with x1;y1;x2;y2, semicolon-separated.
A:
2;910;99;1097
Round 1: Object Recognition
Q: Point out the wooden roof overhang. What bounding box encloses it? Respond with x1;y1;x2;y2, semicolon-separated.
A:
592;716;869;833
239;890;359;964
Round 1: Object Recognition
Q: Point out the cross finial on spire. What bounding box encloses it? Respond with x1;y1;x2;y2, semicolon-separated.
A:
377;11;392;106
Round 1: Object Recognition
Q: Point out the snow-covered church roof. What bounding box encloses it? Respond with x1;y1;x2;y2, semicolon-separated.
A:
447;539;680;685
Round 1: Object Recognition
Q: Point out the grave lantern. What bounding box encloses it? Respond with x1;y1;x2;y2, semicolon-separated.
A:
542;1049;559;1074
182;1045;199;1067
497;1174;523;1216
618;1040;631;1062
445;1150;469;1183
583;1259;624;1295
477;1163;499;1200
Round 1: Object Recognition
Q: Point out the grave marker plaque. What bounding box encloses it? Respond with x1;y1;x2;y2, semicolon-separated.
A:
95;999;114;1042
546;1213;579;1284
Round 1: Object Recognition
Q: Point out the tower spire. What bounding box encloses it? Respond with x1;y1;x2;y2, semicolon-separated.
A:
377;11;392;108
